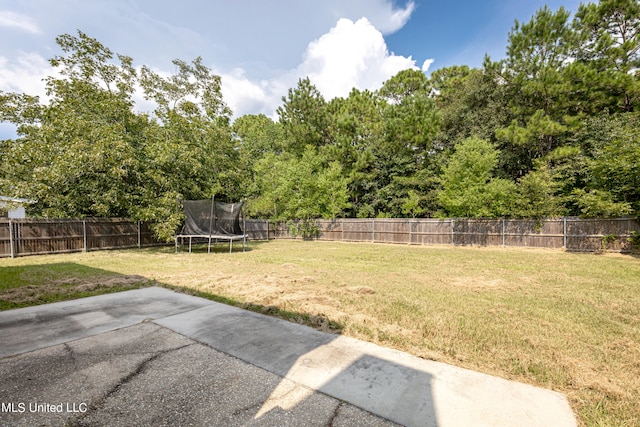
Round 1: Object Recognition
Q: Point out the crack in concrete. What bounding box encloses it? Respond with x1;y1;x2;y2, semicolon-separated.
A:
63;343;79;369
63;342;94;387
328;401;344;427
231;400;263;417
68;342;194;426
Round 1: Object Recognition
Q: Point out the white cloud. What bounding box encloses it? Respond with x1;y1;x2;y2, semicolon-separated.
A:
378;0;415;34
218;69;287;121
0;52;50;99
219;69;271;116
0;52;50;139
296;17;416;101
219;17;418;120
421;58;435;72
0;10;40;34
328;0;416;35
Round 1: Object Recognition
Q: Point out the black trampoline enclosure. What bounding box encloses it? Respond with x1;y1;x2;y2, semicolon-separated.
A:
175;198;247;253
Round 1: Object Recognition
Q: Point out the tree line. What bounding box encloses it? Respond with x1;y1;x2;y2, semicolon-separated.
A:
1;0;639;240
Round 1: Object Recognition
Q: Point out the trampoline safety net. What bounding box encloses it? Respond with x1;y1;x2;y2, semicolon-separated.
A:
176;199;247;253
180;199;244;237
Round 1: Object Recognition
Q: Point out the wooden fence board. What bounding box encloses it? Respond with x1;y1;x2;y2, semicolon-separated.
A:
316;220;342;241
244;220;269;241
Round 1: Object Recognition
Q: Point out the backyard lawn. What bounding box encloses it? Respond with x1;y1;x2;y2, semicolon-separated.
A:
1;240;639;426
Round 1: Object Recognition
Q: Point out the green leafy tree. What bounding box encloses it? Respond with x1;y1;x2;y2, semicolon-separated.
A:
251;147;350;221
431;65;511;151
401;190;426;218
542;146;589;215
378;68;430;103
277;77;330;155
514;164;564;218
139;57;237;238
324;89;384;217
578;112;640;216
232;113;285;199
573;0;640;112
437;137;517;218
0;31;147;218
374;69;440;217
572;189;633;218
0;32;238;241
233;114;285;159
495;6;576;173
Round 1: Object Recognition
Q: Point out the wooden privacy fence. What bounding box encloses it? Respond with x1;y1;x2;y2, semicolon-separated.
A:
244;217;640;253
0;218;160;258
1;217;637;257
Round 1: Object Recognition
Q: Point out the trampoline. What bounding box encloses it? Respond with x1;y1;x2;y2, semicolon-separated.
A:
175;197;247;253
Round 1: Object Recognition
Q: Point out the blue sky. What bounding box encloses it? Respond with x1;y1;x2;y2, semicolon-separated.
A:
1;0;584;139
385;0;582;69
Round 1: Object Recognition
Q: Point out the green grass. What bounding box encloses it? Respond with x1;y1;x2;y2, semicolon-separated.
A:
1;240;639;426
0;261;153;310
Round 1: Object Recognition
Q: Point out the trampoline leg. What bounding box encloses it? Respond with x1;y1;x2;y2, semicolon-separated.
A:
189;237;192;253
208;237;212;254
229;240;232;253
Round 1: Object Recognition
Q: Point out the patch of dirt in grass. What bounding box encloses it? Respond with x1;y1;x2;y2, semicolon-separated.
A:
566;359;629;400
207;272;348;333
349;313;376;323
1;275;149;305
346;286;376;295
53;275;149;289
283;294;345;317
167;271;352;328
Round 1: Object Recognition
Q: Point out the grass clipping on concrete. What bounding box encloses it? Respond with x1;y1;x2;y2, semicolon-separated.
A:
1;240;639;426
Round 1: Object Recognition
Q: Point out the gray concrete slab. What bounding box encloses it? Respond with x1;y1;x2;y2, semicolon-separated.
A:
157;302;577;427
0;322;398;427
0;287;578;427
0;287;213;357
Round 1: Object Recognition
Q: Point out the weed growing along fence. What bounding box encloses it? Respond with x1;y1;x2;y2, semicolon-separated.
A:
244;217;640;253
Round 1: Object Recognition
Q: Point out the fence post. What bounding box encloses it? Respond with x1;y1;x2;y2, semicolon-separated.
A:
9;219;14;258
502;219;506;247
372;219;375;243
563;217;567;250
266;219;269;241
409;219;413;245
451;218;455;246
137;220;141;249
341;219;344;242
83;220;87;253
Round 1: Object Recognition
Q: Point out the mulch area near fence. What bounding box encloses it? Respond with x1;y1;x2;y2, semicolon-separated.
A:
1;217;638;258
